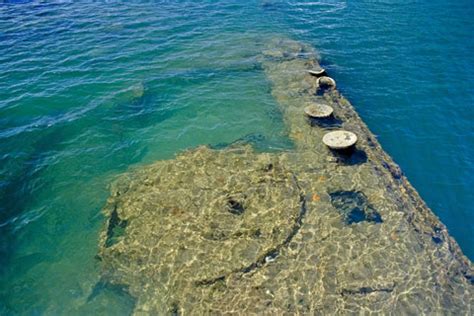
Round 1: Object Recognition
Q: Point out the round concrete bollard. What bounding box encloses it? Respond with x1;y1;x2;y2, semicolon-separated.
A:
322;130;357;154
317;76;336;90
307;68;326;77
304;103;334;119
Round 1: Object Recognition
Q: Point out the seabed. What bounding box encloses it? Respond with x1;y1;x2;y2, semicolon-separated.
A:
98;38;473;314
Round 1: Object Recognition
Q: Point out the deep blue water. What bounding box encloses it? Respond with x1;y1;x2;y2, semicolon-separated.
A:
0;1;472;314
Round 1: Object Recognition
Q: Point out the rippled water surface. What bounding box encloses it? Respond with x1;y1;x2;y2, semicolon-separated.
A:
0;1;472;314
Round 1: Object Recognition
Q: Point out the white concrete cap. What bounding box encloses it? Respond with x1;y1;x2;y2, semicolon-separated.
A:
304;104;334;118
322;130;358;150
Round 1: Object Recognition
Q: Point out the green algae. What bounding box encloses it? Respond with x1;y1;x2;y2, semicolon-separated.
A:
97;38;473;314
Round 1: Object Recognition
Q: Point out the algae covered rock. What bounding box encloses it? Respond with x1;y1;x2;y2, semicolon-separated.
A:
99;146;308;313
97;38;473;314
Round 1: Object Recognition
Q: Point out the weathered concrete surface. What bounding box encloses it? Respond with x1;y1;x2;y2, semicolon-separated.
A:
98;38;473;314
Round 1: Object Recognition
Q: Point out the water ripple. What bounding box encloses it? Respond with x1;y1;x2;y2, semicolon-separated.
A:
0;0;473;314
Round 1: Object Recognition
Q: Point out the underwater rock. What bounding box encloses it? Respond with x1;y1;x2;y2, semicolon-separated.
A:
98;38;473;314
262;49;284;59
130;82;145;99
99;146;311;313
114;82;146;105
329;191;383;224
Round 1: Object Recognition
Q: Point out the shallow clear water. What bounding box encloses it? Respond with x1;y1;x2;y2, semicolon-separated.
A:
0;1;472;314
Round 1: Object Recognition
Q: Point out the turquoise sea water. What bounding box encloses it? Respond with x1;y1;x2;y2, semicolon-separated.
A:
0;1;472;314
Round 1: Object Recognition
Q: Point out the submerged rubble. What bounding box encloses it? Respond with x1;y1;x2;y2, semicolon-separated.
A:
98;38;473;314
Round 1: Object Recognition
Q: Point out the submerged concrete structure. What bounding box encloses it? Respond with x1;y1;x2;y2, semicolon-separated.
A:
98;38;473;314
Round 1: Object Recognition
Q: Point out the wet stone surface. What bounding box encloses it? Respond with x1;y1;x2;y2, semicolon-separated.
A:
97;38;473;314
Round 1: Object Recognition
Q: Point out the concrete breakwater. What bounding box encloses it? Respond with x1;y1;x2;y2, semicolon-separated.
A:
97;38;473;314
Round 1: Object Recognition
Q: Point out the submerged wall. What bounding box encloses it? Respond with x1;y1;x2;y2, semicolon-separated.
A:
97;38;473;314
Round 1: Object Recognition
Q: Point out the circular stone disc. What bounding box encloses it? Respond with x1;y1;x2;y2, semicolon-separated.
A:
317;76;336;88
322;130;357;149
304;104;334;118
